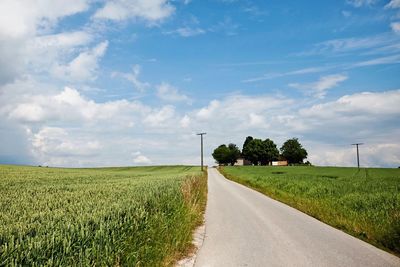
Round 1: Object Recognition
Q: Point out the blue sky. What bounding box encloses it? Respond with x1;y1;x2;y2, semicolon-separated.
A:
0;0;399;167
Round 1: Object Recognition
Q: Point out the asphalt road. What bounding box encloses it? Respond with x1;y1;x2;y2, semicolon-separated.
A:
194;168;400;267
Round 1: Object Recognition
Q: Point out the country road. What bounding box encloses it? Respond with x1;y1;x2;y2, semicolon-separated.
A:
194;168;400;267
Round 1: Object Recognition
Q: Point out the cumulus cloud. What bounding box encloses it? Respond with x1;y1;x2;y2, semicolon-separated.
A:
28;31;94;68
93;0;175;23
156;82;191;103
196;100;220;120
289;74;347;98
289;74;348;98
52;41;108;82
132;151;152;165
0;0;90;39
308;143;400;168
385;0;400;9
5;86;147;126
180;115;191;128
0;121;36;165
184;90;400;167
1;77;399;168
299;90;400;118
143;105;175;127
0;30;95;85
33;127;101;159
391;22;400;33
0;83;183;166
193;94;292;131
0;0;92;85
112;65;150;92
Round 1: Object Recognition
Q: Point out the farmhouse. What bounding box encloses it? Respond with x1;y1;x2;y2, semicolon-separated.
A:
271;160;288;166
234;158;252;166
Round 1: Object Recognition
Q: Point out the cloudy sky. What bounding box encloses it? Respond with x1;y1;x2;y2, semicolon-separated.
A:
0;0;399;168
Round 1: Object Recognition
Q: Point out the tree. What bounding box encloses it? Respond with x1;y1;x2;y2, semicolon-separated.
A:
280;138;308;164
242;137;279;165
212;145;230;165
227;143;241;166
242;138;264;165
212;143;241;165
259;139;279;165
242;136;253;156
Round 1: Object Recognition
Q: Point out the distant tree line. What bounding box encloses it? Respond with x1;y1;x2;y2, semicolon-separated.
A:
212;136;309;166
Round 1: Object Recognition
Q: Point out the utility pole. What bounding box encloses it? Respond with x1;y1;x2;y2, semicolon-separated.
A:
351;143;363;169
197;133;206;171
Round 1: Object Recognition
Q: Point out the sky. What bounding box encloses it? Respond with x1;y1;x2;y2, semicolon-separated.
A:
0;0;399;168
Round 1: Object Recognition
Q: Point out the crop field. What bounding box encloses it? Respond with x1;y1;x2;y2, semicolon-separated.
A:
220;166;400;255
0;165;207;266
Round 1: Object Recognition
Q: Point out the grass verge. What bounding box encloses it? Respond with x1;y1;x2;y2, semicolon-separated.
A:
220;166;400;256
0;165;207;266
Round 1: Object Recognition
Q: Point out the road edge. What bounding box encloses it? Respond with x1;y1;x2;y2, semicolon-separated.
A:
175;223;206;267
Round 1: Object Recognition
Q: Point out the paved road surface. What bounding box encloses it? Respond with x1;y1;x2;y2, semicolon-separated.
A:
194;168;400;267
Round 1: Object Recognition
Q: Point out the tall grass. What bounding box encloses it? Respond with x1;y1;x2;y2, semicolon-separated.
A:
0;165;207;266
220;166;400;255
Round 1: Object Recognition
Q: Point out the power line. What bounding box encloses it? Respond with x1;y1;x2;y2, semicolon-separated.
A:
351;143;363;169
197;133;206;171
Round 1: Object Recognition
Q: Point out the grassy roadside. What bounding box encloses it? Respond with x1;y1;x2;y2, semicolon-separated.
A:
0;165;207;266
165;167;208;265
220;166;400;256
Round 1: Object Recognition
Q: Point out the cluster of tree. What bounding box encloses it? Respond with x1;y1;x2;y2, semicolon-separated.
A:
212;136;308;166
212;143;241;166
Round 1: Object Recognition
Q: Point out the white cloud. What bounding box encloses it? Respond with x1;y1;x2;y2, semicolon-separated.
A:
346;0;377;7
185;90;400;167
132;151;152;165
93;0;175;23
391;22;400;33
6;86;147;125
31;31;92;49
289;74;348;98
299;90;400;118
0;82;184;166
0;0;90;39
164;27;206;37
196;100;220;120
32;126;101;165
156;82;191;103
342;10;352;17
180;115;191;128
112;65;150;92
352;54;400;67
209;17;239;36
52;41;108;82
248;113;267;127
299;34;399;56
0;31;95;85
243;67;326;83
308;143;400;168
1;79;399;168
9;103;46;123
193;94;291;129
0;1;98;86
143;105;175;127
385;0;400;9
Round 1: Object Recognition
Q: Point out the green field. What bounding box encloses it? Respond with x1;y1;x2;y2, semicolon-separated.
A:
220;166;400;255
0;165;207;266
